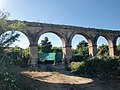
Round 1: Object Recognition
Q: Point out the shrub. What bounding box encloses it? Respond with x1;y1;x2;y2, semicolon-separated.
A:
0;56;19;90
0;55;32;90
71;55;88;62
70;56;120;77
70;61;86;74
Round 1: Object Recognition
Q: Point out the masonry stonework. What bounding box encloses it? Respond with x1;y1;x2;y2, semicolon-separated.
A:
1;20;120;65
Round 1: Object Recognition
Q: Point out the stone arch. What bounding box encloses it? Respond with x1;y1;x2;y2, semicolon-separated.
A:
36;29;68;62
0;30;30;47
116;37;120;45
114;34;120;45
69;32;93;56
69;32;92;47
94;34;112;46
71;34;88;49
36;30;66;48
94;34;114;57
38;33;62;46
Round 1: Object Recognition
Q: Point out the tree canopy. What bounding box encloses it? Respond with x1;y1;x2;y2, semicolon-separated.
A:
72;40;88;56
97;44;108;56
0;11;25;47
38;37;52;53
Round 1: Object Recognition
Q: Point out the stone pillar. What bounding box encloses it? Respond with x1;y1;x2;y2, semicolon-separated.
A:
88;45;97;56
62;45;72;63
109;45;116;57
29;44;38;66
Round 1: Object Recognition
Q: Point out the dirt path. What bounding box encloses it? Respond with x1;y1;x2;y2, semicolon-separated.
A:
22;64;120;90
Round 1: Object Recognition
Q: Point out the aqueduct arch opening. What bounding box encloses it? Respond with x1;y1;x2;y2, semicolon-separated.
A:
72;34;88;49
0;30;30;48
38;32;63;62
96;36;109;56
36;30;66;48
70;32;93;56
94;34;115;57
116;38;120;45
38;33;62;47
11;31;30;49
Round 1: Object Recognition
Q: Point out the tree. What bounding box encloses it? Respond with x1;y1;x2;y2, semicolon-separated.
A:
0;11;30;90
97;44;108;56
0;11;25;48
77;40;88;49
51;46;62;52
0;11;25;57
38;37;52;53
73;40;88;56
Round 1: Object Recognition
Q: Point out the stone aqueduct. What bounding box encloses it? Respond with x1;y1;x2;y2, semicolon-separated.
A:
1;21;120;65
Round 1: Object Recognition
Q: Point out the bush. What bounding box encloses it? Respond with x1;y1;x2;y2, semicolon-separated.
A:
70;61;86;74
71;55;88;62
0;55;32;90
70;56;120;77
0;56;19;90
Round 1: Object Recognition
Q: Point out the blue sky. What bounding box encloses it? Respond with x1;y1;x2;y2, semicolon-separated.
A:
0;0;120;49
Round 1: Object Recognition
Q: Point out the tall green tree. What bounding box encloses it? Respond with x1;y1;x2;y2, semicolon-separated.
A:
38;37;52;53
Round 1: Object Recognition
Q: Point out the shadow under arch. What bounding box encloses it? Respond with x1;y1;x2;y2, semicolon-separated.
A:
0;30;30;49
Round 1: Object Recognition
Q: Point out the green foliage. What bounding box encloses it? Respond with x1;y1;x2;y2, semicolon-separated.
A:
0;54;19;90
97;44;108;56
72;40;89;62
0;11;9;19
0;11;25;33
0;31;20;47
117;43;120;56
72;40;89;56
77;40;88;49
71;55;88;62
9;21;25;31
38;37;52;53
21;48;30;58
0;11;32;89
0;11;9;33
0;54;34;90
38;45;42;52
70;61;86;74
4;47;30;66
70;56;120;77
0;11;25;47
51;46;62;52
